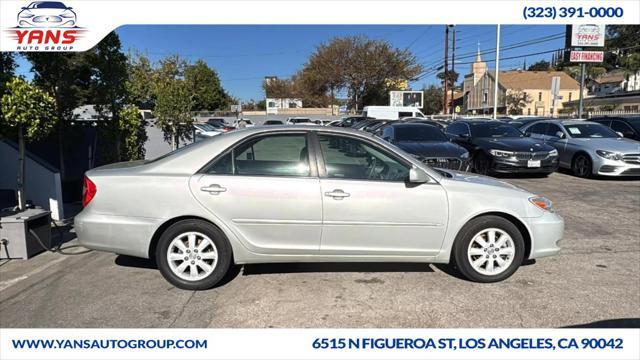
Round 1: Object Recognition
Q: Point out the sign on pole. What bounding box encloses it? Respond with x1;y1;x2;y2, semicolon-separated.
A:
569;50;604;63
389;91;424;107
567;24;606;47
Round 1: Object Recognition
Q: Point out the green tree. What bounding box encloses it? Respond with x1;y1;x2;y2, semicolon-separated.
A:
1;53;17;96
436;70;459;90
1;78;57;210
126;51;155;109
421;85;443;115
185;59;230;111
88;31;129;162
118;104;147;160
25;52;92;178
299;36;423;110
527;60;551;71
154;78;194;150
505;90;532;115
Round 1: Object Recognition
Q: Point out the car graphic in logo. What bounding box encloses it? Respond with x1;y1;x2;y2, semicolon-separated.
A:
17;1;76;28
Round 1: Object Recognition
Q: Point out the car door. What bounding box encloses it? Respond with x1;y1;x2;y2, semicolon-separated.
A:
524;122;548;140
313;133;448;256
543;123;571;165
190;132;322;254
446;122;474;152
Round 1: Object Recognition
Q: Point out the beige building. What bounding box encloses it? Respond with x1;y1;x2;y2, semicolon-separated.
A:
462;49;585;116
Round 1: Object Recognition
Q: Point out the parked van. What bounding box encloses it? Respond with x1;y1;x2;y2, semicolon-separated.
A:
362;106;425;120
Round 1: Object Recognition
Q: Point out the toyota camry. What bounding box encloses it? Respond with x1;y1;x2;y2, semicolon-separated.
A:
76;126;563;290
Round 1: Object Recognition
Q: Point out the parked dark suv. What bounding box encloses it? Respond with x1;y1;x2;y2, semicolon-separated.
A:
445;120;559;175
590;116;640;142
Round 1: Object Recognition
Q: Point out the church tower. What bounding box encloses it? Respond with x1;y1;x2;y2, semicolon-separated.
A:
470;44;487;86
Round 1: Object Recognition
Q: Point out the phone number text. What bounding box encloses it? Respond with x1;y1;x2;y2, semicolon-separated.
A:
523;6;623;20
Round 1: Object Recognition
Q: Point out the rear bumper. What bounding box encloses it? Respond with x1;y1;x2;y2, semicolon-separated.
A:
75;210;160;258
525;212;564;259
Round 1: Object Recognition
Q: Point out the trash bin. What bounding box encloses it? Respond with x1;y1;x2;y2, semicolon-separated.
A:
0;208;52;259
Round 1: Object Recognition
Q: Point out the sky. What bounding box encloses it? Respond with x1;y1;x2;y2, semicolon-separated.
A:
15;24;567;101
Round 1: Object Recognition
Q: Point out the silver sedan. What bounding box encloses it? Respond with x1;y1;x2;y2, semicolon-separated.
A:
522;119;640;177
75;126;563;289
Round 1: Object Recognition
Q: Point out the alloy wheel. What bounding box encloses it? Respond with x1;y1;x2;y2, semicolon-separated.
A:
467;228;515;276
167;231;218;281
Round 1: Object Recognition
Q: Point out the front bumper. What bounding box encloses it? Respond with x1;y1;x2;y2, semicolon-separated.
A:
525;211;564;259
491;156;559;174
593;157;640;176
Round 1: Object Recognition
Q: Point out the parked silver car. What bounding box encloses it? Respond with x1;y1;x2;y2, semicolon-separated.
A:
75;126;563;289
521;119;640;177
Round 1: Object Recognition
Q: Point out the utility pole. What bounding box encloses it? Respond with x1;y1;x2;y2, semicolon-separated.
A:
492;24;501;119
578;63;586;118
443;25;449;115
450;25;456;116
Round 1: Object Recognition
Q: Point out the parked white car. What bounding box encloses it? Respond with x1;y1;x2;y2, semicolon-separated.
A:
193;123;223;137
76;126;563;290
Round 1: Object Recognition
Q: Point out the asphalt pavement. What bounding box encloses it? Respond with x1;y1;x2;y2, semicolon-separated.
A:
0;171;638;328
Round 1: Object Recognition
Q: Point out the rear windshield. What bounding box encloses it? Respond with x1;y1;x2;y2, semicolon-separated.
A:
395;125;447;142
291;118;311;123
471;123;523;138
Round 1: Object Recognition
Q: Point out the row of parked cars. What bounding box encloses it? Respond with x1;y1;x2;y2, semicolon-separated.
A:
339;115;640;178
193;114;640;178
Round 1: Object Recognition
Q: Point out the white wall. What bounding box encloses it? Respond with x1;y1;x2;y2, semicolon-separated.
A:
0;140;64;220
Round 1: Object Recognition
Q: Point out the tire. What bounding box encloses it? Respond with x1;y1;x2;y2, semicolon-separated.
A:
472;152;492;175
156;219;232;290
572;153;592;178
453;215;525;283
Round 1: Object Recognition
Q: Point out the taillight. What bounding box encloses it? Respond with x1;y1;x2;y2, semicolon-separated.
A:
82;176;97;207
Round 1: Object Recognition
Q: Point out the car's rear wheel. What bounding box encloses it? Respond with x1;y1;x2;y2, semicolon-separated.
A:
572;153;592;178
453;216;525;283
156;220;232;290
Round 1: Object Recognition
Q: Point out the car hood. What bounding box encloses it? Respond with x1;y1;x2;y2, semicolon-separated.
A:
396;141;467;158
569;137;640;153
474;137;552;152
443;170;531;193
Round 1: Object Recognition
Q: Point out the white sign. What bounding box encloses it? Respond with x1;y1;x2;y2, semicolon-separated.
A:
570;24;606;47
390;91;424;107
569;50;604;63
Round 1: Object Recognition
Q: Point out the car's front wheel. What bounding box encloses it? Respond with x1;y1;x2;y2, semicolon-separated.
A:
453;216;525;283
156;219;232;290
572;153;592;178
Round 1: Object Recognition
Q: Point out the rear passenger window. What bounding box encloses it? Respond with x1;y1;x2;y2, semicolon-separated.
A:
526;122;547;135
207;134;310;177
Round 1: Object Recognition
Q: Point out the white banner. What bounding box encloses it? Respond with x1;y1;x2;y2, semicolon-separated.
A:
1;0;639;52
1;328;639;360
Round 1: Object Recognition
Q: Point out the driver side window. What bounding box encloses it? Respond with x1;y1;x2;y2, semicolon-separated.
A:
317;135;409;182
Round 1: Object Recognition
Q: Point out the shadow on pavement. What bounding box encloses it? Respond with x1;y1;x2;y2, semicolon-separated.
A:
242;262;434;275
564;318;640;328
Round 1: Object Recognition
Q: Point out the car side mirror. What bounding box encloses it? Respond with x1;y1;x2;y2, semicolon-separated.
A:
409;167;429;184
67;7;73;9
556;131;565;139
616;131;624;138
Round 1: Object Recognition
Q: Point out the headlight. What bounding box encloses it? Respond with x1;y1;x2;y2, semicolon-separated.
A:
60;10;75;18
549;149;558;157
489;149;514;158
19;11;34;18
460;152;470;159
596;150;624;161
529;196;555;212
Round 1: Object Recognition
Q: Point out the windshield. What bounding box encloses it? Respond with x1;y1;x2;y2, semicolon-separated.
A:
395;125;448;142
470;123;523;138
564;123;619;138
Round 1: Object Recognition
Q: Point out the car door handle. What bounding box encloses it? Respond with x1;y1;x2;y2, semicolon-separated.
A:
324;189;350;199
201;184;227;194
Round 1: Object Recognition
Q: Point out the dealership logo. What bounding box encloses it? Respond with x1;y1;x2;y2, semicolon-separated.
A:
5;1;86;51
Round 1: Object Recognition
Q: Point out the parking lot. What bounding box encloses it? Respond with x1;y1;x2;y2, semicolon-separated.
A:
0;171;638;328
